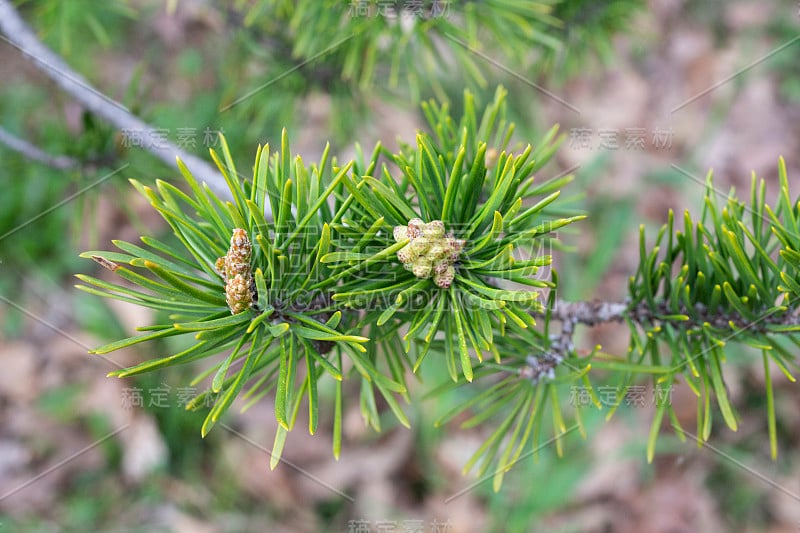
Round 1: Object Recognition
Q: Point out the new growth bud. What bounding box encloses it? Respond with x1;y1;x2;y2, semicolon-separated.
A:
217;228;256;314
393;219;464;288
423;220;445;239
393;225;409;242
226;274;253;315
434;265;455;289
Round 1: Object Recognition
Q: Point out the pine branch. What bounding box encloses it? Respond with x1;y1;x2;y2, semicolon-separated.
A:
0;0;229;198
0;125;80;171
74;83;799;486
541;298;800;333
547;299;628;325
523;298;800;380
626;300;800;332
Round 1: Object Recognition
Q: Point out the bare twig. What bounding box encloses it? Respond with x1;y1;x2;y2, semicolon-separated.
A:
544;299;800;332
0;125;79;170
0;0;229;198
548;300;628;326
521;298;800;381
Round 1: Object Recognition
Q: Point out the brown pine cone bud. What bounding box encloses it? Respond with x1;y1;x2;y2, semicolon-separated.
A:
226;274;252;314
407;218;424;239
446;237;465;261
433;265;455;288
226;228;252;278
215;256;226;277
434;261;450;275
217;228;256;313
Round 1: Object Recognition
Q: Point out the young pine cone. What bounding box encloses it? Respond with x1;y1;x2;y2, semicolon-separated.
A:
393;219;463;288
216;228;256;314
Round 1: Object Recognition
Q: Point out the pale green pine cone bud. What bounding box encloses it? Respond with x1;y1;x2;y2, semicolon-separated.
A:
427;244;446;261
397;246;415;264
395;218;463;287
393;225;409;242
409;236;431;256
423;220;445;239
412;263;433;279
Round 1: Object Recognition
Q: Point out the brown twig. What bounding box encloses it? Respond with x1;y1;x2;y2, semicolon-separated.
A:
0;0;230;198
521;298;800;382
0;126;80;171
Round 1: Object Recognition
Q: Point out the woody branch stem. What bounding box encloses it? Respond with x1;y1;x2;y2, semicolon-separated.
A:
0;0;229;198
